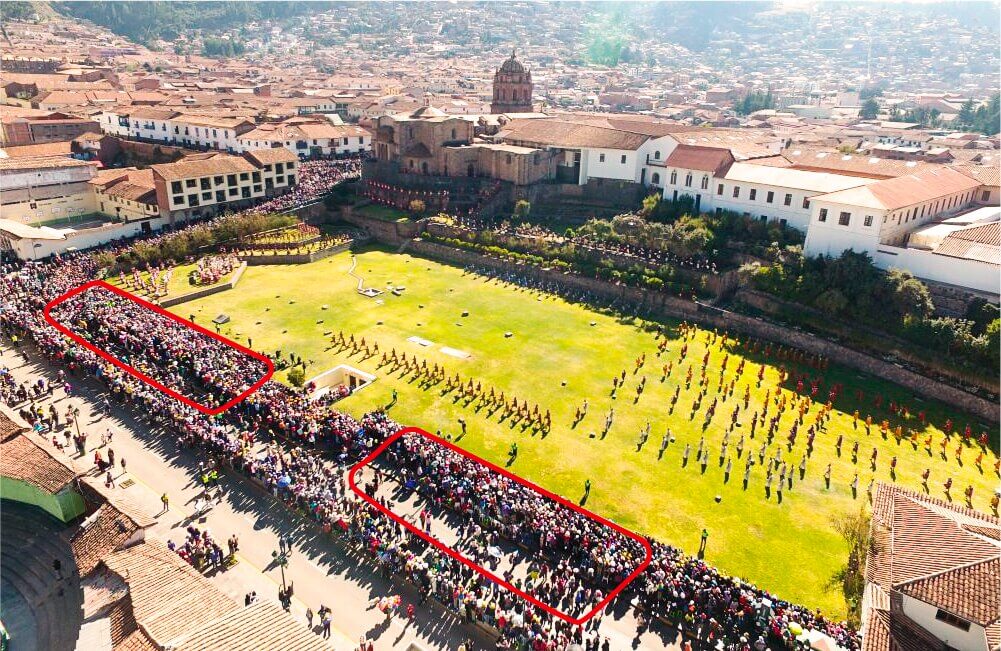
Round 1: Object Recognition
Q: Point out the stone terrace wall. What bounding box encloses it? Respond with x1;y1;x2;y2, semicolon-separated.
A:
408;240;998;423
737;288;997;395
158;262;247;308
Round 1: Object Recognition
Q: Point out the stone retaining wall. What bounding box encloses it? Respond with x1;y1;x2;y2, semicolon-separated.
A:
158;262;247;308
408;240;998;423
239;241;354;266
736;289;997;395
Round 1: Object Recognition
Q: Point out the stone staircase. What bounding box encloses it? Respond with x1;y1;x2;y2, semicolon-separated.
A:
0;501;84;651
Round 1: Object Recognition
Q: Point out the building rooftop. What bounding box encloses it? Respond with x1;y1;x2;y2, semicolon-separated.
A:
814;166;982;211
728;161;876;193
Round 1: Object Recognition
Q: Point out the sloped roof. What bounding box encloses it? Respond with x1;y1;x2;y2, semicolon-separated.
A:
71;503;144;575
898;557;1000;626
151;154;256;181
664;144;734;176
101;540;239;647
727;161;876;193
933;221;1001;265
0;411;78;493
814;167;982;211
243;148;297;166
865;484;1000;646
498;118;650;150
170;600;336;651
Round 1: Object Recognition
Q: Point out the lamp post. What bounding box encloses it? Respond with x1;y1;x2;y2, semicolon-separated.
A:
71;405;81;439
271;547;290;593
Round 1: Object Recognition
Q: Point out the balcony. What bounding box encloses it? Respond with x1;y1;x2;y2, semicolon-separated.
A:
645;155;667;167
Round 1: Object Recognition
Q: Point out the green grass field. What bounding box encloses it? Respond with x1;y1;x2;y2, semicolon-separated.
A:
165;247;998;619
108;261;235;299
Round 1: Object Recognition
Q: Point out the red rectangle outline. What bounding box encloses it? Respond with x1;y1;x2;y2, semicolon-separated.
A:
42;279;274;416
348;426;653;625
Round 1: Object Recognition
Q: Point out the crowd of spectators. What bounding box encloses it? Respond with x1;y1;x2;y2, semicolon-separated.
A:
245;159;361;217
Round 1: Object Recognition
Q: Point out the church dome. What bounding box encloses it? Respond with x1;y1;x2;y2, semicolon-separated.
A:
499;49;525;74
410;104;446;118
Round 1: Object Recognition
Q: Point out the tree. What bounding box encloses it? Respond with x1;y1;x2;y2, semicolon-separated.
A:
860;98;880;120
640;193;660;217
513;199;531;220
957;98;976;126
287;366;305;387
814;288;849;315
828;509;877;628
408;199;426;216
886;269;934;319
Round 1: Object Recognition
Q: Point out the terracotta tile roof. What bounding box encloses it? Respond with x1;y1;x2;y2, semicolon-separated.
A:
781;147;943;179
0;428;77;493
0;141;74;157
815;167;982;211
864;484;1000;650
887;607;953;651
933;222;1001;266
70;503;143;575
170;600;338;651
242;148;298;166
861;608;890;651
956;164;1001;187
151;154;257;181
0;155;95;171
898;557;1000;627
498;119;650;150
0;406;26;442
101;540;240;647
663;144;734;176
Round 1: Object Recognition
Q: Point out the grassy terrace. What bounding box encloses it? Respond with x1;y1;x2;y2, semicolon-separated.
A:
158;247;997;619
107;261;236;300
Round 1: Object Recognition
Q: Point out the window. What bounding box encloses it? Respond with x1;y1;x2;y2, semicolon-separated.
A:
171;181;182;194
684;173;692;187
935;610;971;632
838;211;851;226
749;189;757;201
802;197;810;209
185;179;197;188
670;171;677;184
717;184;724;196
654;151;661;160
276;163;284;174
651;172;660;185
819;208;828;222
239;173;249;181
252;172;261;182
214;175;224;185
620;155;627;164
701;176;709;190
766;191;774;203
983;190;991;202
173;195;184;205
599;153;606;163
227;175;237;186
784;194;792;206
732;186;740;198
228;188;238;196
200;178;211;190
864;215;873;227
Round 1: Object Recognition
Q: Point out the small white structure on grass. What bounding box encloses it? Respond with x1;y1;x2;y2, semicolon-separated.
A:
306;365;376;400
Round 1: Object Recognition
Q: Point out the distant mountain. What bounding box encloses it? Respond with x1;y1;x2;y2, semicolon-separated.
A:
49;1;333;45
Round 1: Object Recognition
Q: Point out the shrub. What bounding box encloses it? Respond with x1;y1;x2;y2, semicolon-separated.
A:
287;366;306;387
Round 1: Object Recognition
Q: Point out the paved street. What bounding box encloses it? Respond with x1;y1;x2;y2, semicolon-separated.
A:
1;345;681;650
